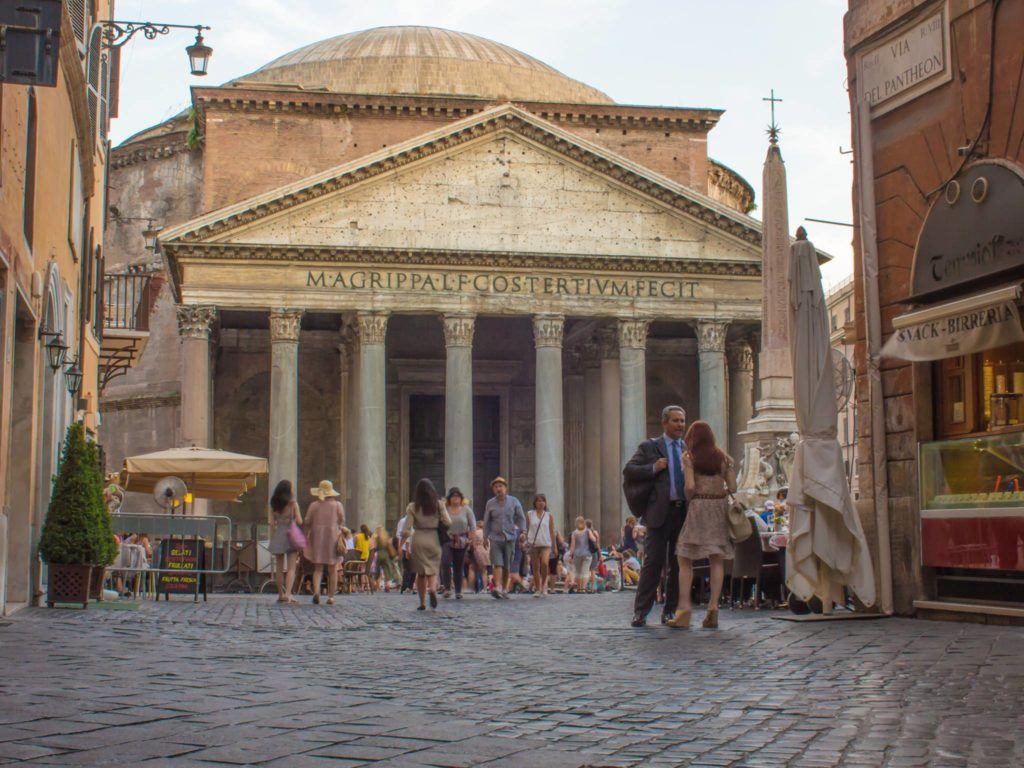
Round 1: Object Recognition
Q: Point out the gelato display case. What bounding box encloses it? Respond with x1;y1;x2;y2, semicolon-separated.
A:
919;431;1024;571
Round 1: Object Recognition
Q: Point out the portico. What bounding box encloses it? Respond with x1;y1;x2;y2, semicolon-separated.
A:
160;104;766;531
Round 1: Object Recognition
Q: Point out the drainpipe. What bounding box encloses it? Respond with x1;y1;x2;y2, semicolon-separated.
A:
854;99;894;615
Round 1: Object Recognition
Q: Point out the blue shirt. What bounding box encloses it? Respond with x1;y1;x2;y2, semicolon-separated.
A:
662;434;685;501
483;495;527;543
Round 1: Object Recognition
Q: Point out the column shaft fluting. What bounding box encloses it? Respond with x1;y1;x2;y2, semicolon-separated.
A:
727;342;755;463
355;311;389;529
598;329;621;538
697;319;729;441
442;314;475;497
269;309;303;501
582;344;603;530
534;315;565;530
618;319;649;525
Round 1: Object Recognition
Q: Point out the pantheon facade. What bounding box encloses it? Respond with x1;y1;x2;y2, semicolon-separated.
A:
103;26;767;535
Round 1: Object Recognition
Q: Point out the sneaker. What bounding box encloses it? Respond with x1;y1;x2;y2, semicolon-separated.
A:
533;591;542;598
312;592;320;605
455;593;463;600
491;589;502;600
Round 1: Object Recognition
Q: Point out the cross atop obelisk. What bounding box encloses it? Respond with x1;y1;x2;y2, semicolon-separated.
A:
763;88;782;144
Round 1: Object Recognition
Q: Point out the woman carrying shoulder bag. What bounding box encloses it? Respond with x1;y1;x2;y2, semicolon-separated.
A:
666;420;736;630
444;487;475;599
526;494;556;597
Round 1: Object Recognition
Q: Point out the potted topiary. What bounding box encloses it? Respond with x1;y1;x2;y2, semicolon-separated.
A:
39;422;118;608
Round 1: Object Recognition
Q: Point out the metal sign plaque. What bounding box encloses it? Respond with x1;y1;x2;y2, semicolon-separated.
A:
910;161;1024;301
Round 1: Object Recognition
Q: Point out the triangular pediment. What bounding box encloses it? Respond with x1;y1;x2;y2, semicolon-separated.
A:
160;104;767;264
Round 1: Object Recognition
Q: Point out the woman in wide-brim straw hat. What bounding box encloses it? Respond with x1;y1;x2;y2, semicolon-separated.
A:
304;480;345;605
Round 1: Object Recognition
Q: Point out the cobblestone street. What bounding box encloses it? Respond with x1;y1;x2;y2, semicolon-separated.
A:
1;592;1022;767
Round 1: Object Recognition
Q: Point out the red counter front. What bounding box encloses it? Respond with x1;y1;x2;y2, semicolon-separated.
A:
921;511;1024;571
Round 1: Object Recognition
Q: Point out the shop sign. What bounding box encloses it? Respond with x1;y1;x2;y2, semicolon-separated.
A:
910;161;1024;300
858;3;950;116
883;285;1024;362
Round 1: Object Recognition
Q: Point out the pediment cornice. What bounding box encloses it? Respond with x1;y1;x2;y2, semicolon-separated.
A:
165;243;762;277
160;104;766;250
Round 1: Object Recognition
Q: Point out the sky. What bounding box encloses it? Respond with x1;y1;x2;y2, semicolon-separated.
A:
110;0;856;286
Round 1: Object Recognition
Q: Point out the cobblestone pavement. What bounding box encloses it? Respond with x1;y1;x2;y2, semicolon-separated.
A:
1;591;1023;767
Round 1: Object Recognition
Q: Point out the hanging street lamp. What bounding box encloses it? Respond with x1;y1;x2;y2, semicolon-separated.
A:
186;30;213;76
64;357;84;397
39;327;69;372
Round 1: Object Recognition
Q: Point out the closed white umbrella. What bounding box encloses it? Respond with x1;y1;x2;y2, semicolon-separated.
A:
787;230;876;609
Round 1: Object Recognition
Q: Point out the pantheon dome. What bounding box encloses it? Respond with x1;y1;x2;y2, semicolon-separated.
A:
233;25;614;104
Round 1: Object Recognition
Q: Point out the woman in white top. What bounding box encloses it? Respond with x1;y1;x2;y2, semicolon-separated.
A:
526;494;557;597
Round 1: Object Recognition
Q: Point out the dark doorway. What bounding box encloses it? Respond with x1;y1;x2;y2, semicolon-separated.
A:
408;395;444;498
473;395;500;512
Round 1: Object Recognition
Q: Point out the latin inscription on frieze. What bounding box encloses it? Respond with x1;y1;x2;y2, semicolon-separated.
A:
305;269;699;300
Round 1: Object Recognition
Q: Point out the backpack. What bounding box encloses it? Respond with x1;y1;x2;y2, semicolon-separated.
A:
622;472;654;520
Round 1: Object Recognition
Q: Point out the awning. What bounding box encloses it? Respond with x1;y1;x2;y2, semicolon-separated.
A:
882;284;1024;362
120;447;268;501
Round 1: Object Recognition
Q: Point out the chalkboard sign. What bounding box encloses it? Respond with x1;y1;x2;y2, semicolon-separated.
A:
157;538;207;600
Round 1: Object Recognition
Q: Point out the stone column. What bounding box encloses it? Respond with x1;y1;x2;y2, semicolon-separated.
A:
442;314;475;497
582;341;603;528
697;319;729;441
355;311;389;529
618;319;649;524
563;350;585;524
337;322;355;505
346;333;361;516
177;305;217;515
727;341;755;464
598;329;621;539
269;309;303;504
176;305;217;450
533;315;565;530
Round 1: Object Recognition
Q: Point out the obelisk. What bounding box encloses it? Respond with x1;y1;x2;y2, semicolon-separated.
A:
737;99;798;506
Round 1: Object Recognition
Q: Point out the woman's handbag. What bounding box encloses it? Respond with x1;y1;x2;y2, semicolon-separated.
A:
286;521;307;551
727;495;753;543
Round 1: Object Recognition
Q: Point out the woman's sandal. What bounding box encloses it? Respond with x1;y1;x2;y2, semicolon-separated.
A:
702;609;719;629
665;609;692;628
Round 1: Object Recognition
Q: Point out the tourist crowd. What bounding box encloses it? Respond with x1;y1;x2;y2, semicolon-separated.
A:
268;406;747;628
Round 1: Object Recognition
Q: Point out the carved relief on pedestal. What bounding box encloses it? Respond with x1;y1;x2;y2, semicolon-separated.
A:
441;314;475;348
617;318;649;350
176;305;217;339
355;311;390;345
269;308;303;342
533;314;564;348
696;319;728;353
727;341;754;371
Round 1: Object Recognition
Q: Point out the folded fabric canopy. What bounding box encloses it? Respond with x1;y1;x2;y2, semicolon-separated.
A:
120;447;268;501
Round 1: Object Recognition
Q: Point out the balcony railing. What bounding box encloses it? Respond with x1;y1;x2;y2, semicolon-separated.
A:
104;272;154;332
100;272;157;393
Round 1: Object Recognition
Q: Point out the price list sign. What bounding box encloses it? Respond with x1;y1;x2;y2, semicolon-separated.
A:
158;539;207;600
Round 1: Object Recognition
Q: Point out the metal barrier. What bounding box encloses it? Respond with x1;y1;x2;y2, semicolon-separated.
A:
110;513;233;602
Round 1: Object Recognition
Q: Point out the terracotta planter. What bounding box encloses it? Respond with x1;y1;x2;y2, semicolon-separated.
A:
89;565;106;601
46;564;93;608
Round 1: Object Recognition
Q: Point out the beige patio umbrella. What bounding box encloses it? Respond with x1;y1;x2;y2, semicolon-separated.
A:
787;231;876;609
120;447;268;501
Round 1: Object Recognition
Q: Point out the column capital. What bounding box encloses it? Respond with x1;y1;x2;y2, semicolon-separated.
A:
269;308;303;343
355;310;389;345
176;305;217;339
441;313;475;348
617;318;649;350
727;341;754;371
696;319;729;353
533;314;564;348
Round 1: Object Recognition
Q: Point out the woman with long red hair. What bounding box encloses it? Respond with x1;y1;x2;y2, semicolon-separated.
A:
666;420;736;629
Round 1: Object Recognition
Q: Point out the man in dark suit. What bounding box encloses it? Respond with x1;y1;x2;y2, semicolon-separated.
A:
623;405;687;627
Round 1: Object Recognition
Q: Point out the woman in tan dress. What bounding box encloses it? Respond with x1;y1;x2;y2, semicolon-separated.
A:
303;480;345;605
667;420;736;630
400;478;452;611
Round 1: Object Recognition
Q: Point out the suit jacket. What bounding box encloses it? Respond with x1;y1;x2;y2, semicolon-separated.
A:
622;437;687;529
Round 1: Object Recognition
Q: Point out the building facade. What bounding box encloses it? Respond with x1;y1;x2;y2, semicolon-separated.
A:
845;0;1024;618
826;276;859;498
0;1;115;613
103;26;772;537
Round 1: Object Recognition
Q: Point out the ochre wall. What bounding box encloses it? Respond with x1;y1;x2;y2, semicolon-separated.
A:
845;0;1024;612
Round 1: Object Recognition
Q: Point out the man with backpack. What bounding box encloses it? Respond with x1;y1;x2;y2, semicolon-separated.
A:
622;405;688;627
